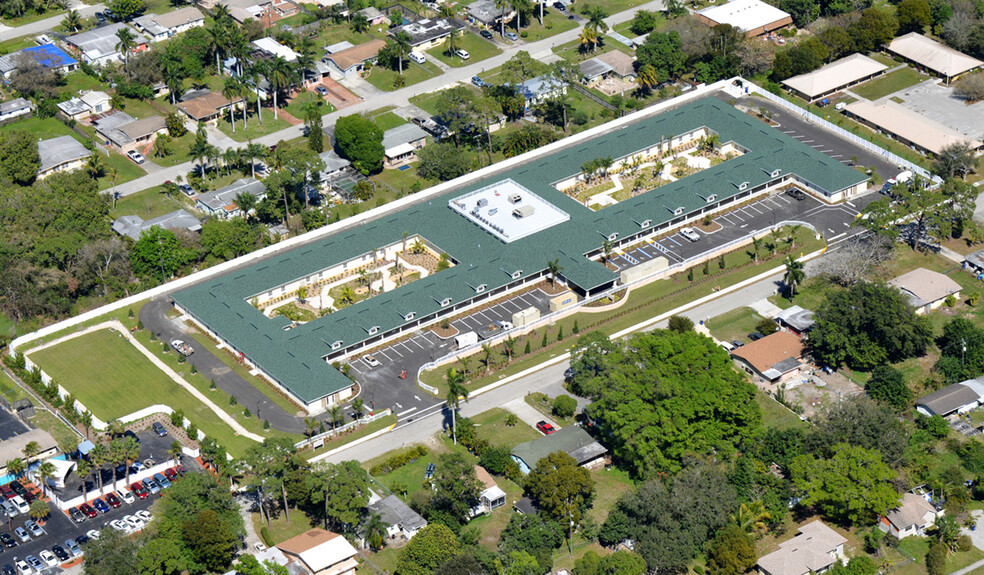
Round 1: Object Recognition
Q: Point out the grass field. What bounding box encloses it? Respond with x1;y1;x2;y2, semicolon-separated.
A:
252;510;315;546
756;392;808;430
471;408;540;447
851;67;929;101
365;60;443;91
29;328;267;456
369;111;408;132
217;107;293;142
507;9;579;42
110;185;192;221
409;84;481;116
427;33;502;67
706;307;765;345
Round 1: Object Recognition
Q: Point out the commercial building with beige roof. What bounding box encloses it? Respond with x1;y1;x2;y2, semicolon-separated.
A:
888;267;962;314
844;99;984;156
696;0;792;36
887;32;982;82
758;521;846;575
782;54;887;102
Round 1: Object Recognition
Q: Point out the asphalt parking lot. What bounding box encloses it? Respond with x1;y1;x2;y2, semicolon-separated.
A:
0;410;29;443
895;81;984;141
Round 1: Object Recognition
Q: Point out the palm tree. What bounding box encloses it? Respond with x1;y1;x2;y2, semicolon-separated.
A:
351;12;369;33
546;259;563;287
446;368;468;444
35;461;56;497
222;77;243;133
267;56;294;120
76;460;91;502
351;398;365;423
62;9;81;32
578;25;599;53
481;343;495;374
787;224;802;248
167;441;183;466
190;124;212;175
22;441;39;460
731;501;771;535
85;152;104;179
244;142;266;178
364;512;387;551
161;50;184;105
6;458;24;479
153;133;172;158
393;31;412;74
108;440;122;492
207;20;230;74
749;236;762;262
89;443;107;492
503;336;516;362
601;238;613;264
122;437;139;488
495;0;511;36
28;500;48;523
584;5;608;34
783;256;805;298
115;27;137;78
446;29;462;60
513;0;532;30
637;63;659;92
327;405;342;431
248;61;268;125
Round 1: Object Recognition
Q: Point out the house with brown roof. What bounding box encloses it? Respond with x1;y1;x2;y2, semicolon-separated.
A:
880;493;940;539
596;50;636;80
731;330;805;384
325;39;386;80
470;466;506;517
277;528;358;575
92;110;166;152
888;268;962;314
757;521;846;575
177;90;244;124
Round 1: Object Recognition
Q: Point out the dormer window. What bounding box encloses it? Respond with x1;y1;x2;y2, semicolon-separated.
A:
403;312;415;321
331;340;342;350
640;219;651;228
706;194;717;203
673;207;684;216
367;326;379;335
771;169;781;178
440;297;451;307
475;284;487;293
511;270;522;280
607;233;618;241
738;182;749;191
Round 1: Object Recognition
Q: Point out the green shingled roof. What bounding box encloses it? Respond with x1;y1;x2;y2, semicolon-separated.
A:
172;96;866;405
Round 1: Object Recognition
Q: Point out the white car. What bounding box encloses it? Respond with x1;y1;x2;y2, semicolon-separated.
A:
86;529;101;540
126;150;146;164
409;51;425;64
119;488;135;504
14;559;30;575
39;550;58;567
135;509;152;522
123;515;145;530
110;519;131;533
454;49;470;60
10;496;28;514
363;354;381;367
254;542;267;552
679;227;700;242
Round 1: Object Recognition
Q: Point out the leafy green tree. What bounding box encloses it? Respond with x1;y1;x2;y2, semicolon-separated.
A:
137;537;188;575
933;142;978;180
598;550;647;575
108;0;145;22
635;31;687;83
498;513;564;574
155;472;244;562
780;0;819;26
201;218;260;261
551;395;577;418
182;508;238;572
431;452;481;526
309;460;370;531
131;226;197;282
236;555;290;575
0;130;39;185
811;397;908;466
396;524;461;575
897;0;931;33
525;451;594;527
667;315;693;333
502;550;540;575
579;330;760;477
865;365;912;410
82;526;139;574
791;443;900;525
809;282;932;369
630;9;662;34
917;414;950;439
848;8;898;52
927;541;947;575
417;141;472;181
333;114;383;175
707;524;757;575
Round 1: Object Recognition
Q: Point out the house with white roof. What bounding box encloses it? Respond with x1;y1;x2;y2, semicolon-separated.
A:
65;23;149;66
389;17;466;49
0;98;32;123
112;209;202;240
888;32;983;83
782;54;888;102
253;37;299;62
365;494;427;543
470;466;506;517
757;521;846;575
880;492;941;538
276;528;358;575
696;0;792;36
382;124;428;169
133;7;205;42
888;267;962;314
196;178;266;219
37;136;89;179
916;378;984;417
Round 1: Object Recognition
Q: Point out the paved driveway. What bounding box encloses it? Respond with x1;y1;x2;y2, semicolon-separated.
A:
504;397;558;431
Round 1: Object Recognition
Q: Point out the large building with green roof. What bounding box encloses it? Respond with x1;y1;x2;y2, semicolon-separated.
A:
172;96;868;414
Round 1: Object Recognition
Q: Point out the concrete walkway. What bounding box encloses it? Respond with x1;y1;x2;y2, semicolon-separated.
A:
0;1;103;42
503;397;558;430
26;320;264;442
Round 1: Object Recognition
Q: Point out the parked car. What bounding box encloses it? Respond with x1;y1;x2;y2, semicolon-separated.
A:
553;1;566;9
785;188;806;201
179;183;195;196
163;468;178;481
92;498;110;514
131;482;149;499
536;421;556;434
0;502;17;519
144;478;161;494
13;560;28;575
424;463;436;479
130;461;145;474
13;528;29;543
64;539;82;557
748;331;765;341
153;473;170;489
24;521;42;538
480;29;493;39
126;150;145;164
362;354;381;367
315;86;329;96
176;465;187;476
0;486;14;500
118;488;135;504
84;530;101;541
19;492;32;505
135;509;152;523
95;11;106;21
123;515;145;530
409;51;425;64
0;533;17;548
504;31;518;40
39;550;58;566
105;493;121;508
23;557;41;572
1;565;13;575
471;76;485;87
254;542;267;552
79;504;97;518
124;429;140;443
8;483;25;498
51;545;70;562
152;422;167;437
679;227;700;242
454;49;470;60
109;520;130;533
8;498;26;516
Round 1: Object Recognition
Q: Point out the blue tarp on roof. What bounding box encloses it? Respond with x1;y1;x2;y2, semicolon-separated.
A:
21;44;77;68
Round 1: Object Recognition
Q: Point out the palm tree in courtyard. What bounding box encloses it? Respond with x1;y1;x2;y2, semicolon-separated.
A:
547;259;563;287
446;368;468;444
351;398;365;423
784;256;805;298
75;460;91;503
35;461;56;497
6;458;24;479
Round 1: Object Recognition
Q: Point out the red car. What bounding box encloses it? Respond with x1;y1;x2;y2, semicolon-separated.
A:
105;493;121;508
0;485;14;500
78;503;97;518
131;482;149;499
163;468;178;481
536;421;556;435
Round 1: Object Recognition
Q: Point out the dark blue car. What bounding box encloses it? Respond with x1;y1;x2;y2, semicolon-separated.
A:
92;498;110;514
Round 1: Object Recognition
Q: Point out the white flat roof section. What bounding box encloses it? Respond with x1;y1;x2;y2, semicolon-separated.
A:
845;99;984;155
888;32;983;79
697;0;790;32
450;179;570;243
782;54;888;100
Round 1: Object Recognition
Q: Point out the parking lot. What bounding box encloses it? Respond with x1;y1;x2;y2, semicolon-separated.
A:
894;80;984;141
0;409;30;443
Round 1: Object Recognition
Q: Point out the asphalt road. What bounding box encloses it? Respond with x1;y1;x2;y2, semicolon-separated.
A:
139;298;307;434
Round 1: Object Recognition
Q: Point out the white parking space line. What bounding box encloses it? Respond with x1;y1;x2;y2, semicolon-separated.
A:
831;154;842;158
400;342;415;354
747;204;765;215
667;235;682;247
378;349;394;361
783;130;796;134
730;211;745;221
389;346;404;358
778;196;792;204
792;134;805;139
803;139;814;143
810;144;824;149
765;198;784;210
410;338;426;350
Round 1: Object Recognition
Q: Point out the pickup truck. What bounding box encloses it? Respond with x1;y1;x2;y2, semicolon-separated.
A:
170;340;194;356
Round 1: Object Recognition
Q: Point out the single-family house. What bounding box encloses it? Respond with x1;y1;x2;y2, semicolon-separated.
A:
775;305;814;335
220;0;300;25
757;521;846;575
0;97;32;123
133;7;206;42
517;75;565;109
319;149;351;182
253;37;299;62
915;378;984;417
511;426;607;475
277;528;358;575
0;43;77;80
112;209;202;240
177;89;244;124
596;50;636;80
92;111;166;152
81;90;112;115
57;90;112;121
467;0;516;28
37;136;90;179
881;493;940;539
356;6;389;26
963;248;984;277
389;17;466;50
196;178;266;219
303;60;332;87
382;123;428;169
579;57;614;84
324;39;386;79
66;24;149;66
730;330;805;384
470;466;507;517
366;494;426;542
889;268;962;314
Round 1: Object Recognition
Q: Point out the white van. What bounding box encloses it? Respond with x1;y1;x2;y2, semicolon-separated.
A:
409;51;425;64
455;49;470;60
888;170;913;185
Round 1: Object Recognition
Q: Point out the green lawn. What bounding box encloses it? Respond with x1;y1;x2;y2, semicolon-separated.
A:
706;307;766;344
756;392;808;430
427;33;502;67
369;111;408;132
283;92;335;122
867;51;898;67
470;476;523;548
31;410;81;453
98;151;148;190
843;67;930;101
0;37;35;55
0;8;66;27
365;60;442;91
252;510;316;546
217;107;294;142
895;536;984;575
586;467;634;524
29;328;266;457
0;116;75;139
147;130;198;168
509;9;579;42
60;71;105;96
409;85;481;116
371;163;435;195
471;407;540;448
110;185;189;220
0;371;28;404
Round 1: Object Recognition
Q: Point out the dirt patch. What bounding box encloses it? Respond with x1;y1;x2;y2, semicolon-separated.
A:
540;281;569;295
431;324;459;339
696;220;723;233
784;372;863;419
400;251;440;272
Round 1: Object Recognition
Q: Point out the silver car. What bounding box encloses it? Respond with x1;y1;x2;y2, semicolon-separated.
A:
1;500;18;518
13;526;29;542
65;538;82;557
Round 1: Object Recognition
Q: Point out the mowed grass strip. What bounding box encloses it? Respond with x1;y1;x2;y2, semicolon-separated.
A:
30;328;256;456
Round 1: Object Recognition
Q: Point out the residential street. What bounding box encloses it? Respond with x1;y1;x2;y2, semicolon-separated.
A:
0;1;104;42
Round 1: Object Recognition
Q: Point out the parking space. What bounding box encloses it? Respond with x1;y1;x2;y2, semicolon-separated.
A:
450;290;551;336
0;409;30;442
